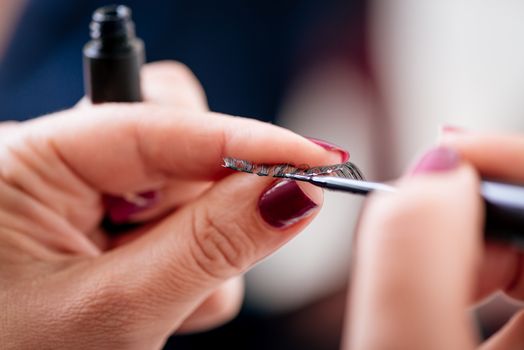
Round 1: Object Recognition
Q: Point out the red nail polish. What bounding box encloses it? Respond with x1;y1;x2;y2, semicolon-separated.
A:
440;124;466;134
411;147;460;175
103;191;159;223
258;180;318;228
307;137;350;162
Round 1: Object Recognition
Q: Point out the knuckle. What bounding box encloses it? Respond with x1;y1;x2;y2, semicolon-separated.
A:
145;60;197;84
143;60;207;108
189;207;257;279
0;137;99;229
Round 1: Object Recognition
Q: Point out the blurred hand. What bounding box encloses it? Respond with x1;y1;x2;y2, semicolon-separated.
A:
344;133;524;350
0;61;343;349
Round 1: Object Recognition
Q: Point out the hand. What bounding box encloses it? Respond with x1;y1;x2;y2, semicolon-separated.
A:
344;133;524;350
0;61;343;349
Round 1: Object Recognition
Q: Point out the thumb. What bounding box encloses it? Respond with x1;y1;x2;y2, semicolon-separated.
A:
93;173;322;333
346;147;483;350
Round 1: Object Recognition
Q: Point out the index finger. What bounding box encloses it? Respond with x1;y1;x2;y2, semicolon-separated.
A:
441;132;524;182
16;104;342;194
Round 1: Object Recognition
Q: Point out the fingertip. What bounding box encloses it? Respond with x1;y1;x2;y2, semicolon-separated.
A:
306;137;350;163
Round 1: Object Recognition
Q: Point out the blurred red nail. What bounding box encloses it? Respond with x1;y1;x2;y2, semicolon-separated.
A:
104;191;159;223
411;146;460;175
307;137;350;162
258;180;318;229
440;124;466;134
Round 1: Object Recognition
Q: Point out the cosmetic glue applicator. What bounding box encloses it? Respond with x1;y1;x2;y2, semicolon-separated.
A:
287;174;524;248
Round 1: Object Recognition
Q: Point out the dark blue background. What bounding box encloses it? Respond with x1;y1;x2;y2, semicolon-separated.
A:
0;0;362;123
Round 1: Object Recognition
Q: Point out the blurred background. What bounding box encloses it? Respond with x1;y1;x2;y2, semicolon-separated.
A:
1;0;523;348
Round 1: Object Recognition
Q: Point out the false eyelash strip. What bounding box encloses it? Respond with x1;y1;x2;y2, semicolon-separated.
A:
222;157;366;180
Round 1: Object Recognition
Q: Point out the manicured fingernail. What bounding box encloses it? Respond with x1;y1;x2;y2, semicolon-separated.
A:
410;146;460;175
440;124;466;134
258;180;319;228
307;137;350;162
103;191;159;223
438;124;467;142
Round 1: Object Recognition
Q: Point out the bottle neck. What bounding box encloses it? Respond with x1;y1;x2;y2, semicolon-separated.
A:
89;5;136;49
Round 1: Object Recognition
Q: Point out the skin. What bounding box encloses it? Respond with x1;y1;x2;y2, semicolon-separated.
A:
0;61;341;349
0;1;24;57
4;5;523;347
344;130;524;349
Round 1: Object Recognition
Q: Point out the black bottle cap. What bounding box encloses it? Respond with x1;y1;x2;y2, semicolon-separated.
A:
89;5;135;40
83;4;144;103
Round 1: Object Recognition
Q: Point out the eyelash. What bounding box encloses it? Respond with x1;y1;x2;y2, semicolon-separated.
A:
222;157;365;180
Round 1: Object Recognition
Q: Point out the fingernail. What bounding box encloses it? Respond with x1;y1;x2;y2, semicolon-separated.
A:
438;124;467;142
258;180;319;229
307;137;350;162
103;191;159;223
440;124;466;134
410;146;460;175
